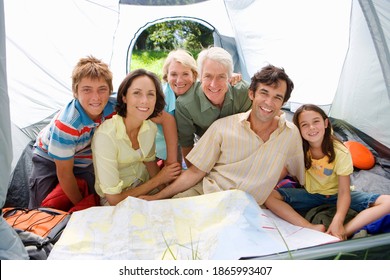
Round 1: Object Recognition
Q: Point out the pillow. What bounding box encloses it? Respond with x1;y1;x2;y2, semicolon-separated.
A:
344;141;375;170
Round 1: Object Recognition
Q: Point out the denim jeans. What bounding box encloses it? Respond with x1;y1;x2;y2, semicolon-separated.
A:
277;187;380;213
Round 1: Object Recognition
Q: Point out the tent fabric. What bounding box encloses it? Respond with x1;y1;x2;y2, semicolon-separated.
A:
5;140;34;208
2;0;390;260
224;0;351;108
0;0;29;260
330;118;390;196
0;0;11;208
7;0;390;164
330;0;390;149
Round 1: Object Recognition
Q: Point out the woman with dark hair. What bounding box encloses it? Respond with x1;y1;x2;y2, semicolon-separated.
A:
92;69;182;206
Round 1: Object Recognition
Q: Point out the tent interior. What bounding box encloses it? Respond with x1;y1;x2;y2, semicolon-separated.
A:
1;0;390;259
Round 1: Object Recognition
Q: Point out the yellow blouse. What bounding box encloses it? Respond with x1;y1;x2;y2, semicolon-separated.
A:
92;115;157;197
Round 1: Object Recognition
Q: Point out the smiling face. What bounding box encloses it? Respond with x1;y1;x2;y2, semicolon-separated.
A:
75;77;111;121
200;59;229;107
249;80;286;124
167;61;195;97
297;109;329;147
122;75;157;121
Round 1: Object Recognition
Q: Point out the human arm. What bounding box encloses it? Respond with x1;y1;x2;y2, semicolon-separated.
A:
54;158;83;205
144;159;161;178
175;97;197;158
231;80;252;113
105;161;182;206
144;160;182;185
151;111;178;165
181;146;193;168
140;164;206;200
326;175;351;240
93;118;182;206
278;166;288;181
143;120;223;200
285;125;305;186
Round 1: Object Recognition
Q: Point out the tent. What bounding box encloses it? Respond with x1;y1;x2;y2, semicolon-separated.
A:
1;0;389;259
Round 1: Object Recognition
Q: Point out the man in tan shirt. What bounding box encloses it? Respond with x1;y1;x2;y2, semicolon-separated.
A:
141;64;305;205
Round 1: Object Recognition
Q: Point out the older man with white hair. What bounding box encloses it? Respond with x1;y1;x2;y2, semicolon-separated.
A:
175;47;252;168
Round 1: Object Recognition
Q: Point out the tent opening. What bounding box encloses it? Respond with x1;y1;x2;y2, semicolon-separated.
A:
125;18;216;74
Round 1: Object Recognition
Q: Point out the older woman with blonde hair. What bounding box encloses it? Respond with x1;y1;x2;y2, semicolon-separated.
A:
156;49;198;166
156;48;242;167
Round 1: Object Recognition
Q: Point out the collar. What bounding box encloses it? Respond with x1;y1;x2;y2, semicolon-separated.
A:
102;97;116;119
114;115;153;140
75;98;116;127
75;99;95;126
198;84;233;113
240;110;293;131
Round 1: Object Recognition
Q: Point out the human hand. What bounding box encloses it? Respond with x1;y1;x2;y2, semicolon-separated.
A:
138;194;159;201
229;73;242;86
158;162;182;184
326;221;346;240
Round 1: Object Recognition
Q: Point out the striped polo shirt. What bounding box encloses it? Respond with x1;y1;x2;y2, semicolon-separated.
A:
34;97;116;167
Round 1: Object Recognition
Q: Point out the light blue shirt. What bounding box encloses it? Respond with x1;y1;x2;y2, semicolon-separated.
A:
155;83;176;160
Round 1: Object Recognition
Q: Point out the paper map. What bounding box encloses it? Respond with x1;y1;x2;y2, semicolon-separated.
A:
49;190;339;260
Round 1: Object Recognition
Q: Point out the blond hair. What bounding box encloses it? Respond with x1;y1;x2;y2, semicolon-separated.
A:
162;49;198;82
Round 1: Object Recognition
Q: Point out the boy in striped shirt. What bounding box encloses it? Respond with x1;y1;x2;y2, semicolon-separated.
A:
29;56;116;209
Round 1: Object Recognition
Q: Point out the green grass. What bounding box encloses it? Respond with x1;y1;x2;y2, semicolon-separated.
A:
130;50;169;80
130;49;202;80
161;228;201;260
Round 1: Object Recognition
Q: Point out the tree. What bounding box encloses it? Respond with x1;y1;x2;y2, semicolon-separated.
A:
135;20;213;51
182;21;214;50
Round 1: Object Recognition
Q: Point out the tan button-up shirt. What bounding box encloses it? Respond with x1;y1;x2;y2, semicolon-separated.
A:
187;110;305;205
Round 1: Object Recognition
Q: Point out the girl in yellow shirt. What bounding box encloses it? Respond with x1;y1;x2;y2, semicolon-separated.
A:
265;104;390;240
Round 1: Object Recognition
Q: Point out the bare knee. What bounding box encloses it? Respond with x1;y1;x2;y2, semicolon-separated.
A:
373;194;390;209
